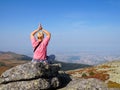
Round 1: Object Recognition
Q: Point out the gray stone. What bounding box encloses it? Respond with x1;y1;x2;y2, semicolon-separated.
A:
0;61;114;90
0;62;62;90
0;76;61;90
0;78;49;90
59;78;108;90
0;62;60;84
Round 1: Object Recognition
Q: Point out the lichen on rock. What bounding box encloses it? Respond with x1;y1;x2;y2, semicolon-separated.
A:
0;62;62;90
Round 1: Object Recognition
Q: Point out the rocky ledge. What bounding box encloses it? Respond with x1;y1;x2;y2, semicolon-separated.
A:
0;62;65;90
0;61;116;90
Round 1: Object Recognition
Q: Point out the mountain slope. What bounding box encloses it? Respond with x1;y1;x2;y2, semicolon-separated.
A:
54;61;91;71
0;51;91;75
66;60;120;88
0;51;32;60
0;51;31;75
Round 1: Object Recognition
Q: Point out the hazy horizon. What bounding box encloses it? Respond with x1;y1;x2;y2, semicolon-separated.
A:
0;0;120;56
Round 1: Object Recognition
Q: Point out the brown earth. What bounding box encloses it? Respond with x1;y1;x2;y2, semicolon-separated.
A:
66;61;120;88
0;59;28;75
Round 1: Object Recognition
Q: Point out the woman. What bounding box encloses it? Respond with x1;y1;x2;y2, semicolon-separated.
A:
30;24;51;64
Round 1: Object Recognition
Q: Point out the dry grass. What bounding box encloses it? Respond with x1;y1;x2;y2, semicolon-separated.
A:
81;68;109;81
85;72;109;81
98;65;111;69
67;67;110;81
0;59;28;75
67;64;120;88
67;69;84;74
107;81;120;88
0;66;10;75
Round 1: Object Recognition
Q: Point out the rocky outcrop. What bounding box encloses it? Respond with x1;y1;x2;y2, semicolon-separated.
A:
0;62;62;90
59;77;108;90
1;61;119;90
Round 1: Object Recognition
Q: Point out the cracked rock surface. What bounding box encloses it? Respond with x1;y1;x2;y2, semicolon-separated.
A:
0;62;62;90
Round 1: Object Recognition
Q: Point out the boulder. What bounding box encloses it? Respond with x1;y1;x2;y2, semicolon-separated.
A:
0;62;62;90
0;78;50;90
59;77;108;90
0;61;109;90
0;62;60;84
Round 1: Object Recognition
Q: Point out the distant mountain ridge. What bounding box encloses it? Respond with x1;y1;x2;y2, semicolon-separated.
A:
56;52;120;65
0;51;91;74
0;51;32;60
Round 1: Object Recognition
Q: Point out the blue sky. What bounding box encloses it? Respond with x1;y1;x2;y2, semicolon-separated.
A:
0;0;120;55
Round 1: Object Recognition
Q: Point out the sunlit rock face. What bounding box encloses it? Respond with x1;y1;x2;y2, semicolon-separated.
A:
0;62;62;90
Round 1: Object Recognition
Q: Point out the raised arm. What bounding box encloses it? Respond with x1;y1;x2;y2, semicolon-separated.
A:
30;24;42;38
42;29;51;39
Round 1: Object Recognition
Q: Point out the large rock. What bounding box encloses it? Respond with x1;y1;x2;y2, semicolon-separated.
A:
59;77;108;90
0;62;62;90
0;78;50;90
0;61;110;90
0;77;61;90
0;62;60;84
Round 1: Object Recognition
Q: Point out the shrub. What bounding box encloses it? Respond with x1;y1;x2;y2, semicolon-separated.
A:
82;73;87;77
89;71;95;76
0;62;6;66
107;81;120;88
